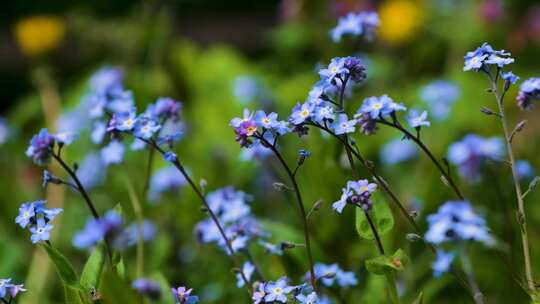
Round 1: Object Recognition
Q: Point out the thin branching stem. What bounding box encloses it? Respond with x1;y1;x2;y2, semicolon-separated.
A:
486;70;535;293
256;135;317;289
146;140;252;294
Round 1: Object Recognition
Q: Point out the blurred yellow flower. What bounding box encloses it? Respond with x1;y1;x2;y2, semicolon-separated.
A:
14;16;65;57
379;0;423;44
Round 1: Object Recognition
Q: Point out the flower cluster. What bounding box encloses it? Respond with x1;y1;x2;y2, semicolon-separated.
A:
332;179;377;213
25;128;77;166
330;11;380;42
132;278;161;300
172;286;199;304
0;278;26;301
425;200;494;246
419;80;460;120
463;42;514;72
73;210;156;250
516;77;540;110
148;166;187;202
195;187;271;256
447;134;504;182
253;274;337;304
15;200;62;244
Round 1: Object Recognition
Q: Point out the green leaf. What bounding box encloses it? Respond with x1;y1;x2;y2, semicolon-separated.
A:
41;243;79;287
355;192;395;240
64;285;86;304
412;292;424;304
80;245;106;290
100;269;143;304
365;249;410;276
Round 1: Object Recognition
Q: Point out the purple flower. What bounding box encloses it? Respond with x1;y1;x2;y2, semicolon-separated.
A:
355;112;378;135
132;278;161;300
171;286;198;304
29;218;53;243
7;283;26;298
100;141;124;165
230;109;254;128
516;77;540;110
26;129;55;166
146;97;182;121
331;114;356;135
332;179;377;213
432;250;454;277
264;278;294;303
406;110;431;128
463;43;514;71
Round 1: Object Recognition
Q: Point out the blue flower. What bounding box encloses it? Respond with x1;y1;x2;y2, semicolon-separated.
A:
501;71;519;85
312;105;335;124
42;170;62;188
91;121;107;144
26;129;55;166
163;151;178;163
236;262;255;288
309;263;356;288
432;250;454;277
232;76;261;104
252;283;267;304
133;117;161;139
425;200;494;246
296;292;319;304
516;160;535;181
76;153;107;189
107;108;137;132
148;166;186;202
516;77;540;110
420;80;460;120
336;270;358;287
330;11;379;42
332;114;356;135
16;203;36;228
0;117;10;145
132;278;161;300
254;111;279;129
319;57;347;83
89;67;124;94
380;138;417;165
54;132;78;146
447;134;505;181
359;95;394;118
73;210;126;250
230;109;255;128
73;218;104;249
146;97;182;121
127;220;157;245
29;218;53;243
0;279;12;298
264;278;294;303
463;43;514;71
289;102;315;125
100;141;124;165
406;110;431;128
171;286;198;304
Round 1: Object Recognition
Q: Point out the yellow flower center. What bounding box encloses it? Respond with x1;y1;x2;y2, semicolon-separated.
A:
274;287;283;294
373;103;382;109
246;126;257;135
360;186;369;192
301;109;310;117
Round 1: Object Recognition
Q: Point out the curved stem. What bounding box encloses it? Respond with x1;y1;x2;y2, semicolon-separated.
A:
50;152;100;219
376;119;465;200
487;72;535;293
257;136;317;289
148;141;252;294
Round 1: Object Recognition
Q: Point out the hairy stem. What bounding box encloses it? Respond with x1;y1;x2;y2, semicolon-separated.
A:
257;135;317;289
488;72;535;293
149;141;252;294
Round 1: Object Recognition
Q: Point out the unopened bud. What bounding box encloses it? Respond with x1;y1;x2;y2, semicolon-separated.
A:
280;242;296;250
406;233;422;242
273;182;291;191
529;177;540;192
480;107;497;116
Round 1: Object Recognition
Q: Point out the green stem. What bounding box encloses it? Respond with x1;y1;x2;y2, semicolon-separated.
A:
124;175;145;278
386;273;400;304
487;71;535;293
461;248;485;304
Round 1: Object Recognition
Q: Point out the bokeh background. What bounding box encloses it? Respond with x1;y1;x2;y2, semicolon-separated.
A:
1;0;540;303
